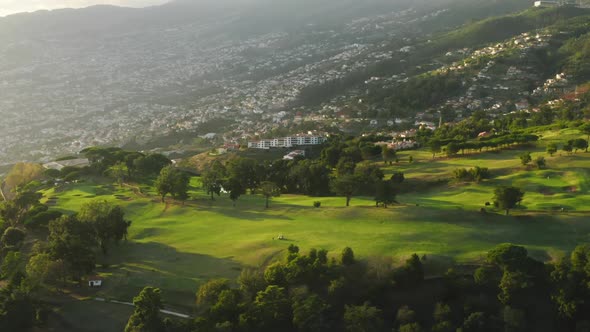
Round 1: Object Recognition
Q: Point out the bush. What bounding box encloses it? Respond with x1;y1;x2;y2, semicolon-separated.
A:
453;166;490;182
25;210;63;229
1;227;26;247
313;201;321;208
63;171;81;182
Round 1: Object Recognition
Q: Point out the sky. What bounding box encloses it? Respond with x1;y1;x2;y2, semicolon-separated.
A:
0;0;170;17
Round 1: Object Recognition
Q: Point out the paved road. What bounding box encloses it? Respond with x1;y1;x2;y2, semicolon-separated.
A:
94;298;192;319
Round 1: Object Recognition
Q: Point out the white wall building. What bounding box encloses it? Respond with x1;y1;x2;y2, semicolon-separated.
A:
248;136;327;149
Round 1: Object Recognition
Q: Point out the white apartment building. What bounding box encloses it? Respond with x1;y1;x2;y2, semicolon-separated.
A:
248;136;327;149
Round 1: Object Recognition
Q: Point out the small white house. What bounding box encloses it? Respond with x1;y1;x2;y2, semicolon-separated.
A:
88;277;103;287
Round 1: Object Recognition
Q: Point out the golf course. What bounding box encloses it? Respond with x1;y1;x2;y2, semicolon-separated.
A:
37;127;590;321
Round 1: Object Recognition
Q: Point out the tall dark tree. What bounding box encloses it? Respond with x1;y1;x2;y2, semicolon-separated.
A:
125;287;164;332
493;186;525;215
331;175;359;207
48;215;96;280
259;181;280;209
78;200;131;255
202;161;226;200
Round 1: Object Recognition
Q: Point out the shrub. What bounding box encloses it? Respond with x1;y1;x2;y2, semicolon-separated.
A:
313;201;321;208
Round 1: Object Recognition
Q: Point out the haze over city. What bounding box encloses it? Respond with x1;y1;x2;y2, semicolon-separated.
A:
0;0;169;16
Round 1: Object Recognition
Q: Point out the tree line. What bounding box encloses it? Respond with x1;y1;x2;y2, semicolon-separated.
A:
125;243;590;332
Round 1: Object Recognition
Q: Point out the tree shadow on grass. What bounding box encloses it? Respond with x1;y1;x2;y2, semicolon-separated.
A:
96;241;242;310
391;206;590;262
199;204;294;222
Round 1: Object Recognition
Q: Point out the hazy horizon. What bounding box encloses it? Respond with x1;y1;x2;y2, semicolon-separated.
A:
0;0;170;17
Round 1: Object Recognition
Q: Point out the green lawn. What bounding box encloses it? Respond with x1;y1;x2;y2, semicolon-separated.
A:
40;129;590;309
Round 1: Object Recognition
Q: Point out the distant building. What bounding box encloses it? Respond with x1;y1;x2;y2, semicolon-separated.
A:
283;150;306;160
534;1;559;7
42;158;90;171
248;136;327;149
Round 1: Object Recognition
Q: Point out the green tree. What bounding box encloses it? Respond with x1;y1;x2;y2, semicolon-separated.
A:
519;152;531;166
445;142;460;157
25;253;57;289
375;180;397;208
0;251;23;280
343;302;383;332
399;323;423;332
381;146;396;165
48;215;96;280
154;166;189;203
125;287;164;332
580;122;590;144
430;139;442;159
196;279;231;309
535;156;546;169
107;162;127;186
546;143;557;156
486;244;528;271
572;138;588;153
331;175;358;207
224;177;246;207
78;200;131;255
396;305;416;325
202;161;226;200
259;181;280;209
341;247;355;266
292;293;330;332
240;285;291;332
1;227;25;247
563;142;573;155
493;186;525;215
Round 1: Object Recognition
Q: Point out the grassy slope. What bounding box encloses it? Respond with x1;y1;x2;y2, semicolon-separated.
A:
41;129;590;312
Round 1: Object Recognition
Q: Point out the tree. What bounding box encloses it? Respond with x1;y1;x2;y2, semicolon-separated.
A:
125;287;164;332
133;154;171;176
563;142;573;155
224;177;246;207
430;139;442;159
78;200;131;255
341;247;355;266
210;289;242;326
26;253;58;289
154;166;189;203
396;305;416;325
241;285;291;332
572;138;588;153
445;142;460;157
399;323;423;332
107;162;127;186
580;122;590;145
331;175;358;207
390;172;405;184
202;161;226;200
535;156;546;169
486;243;528;271
292;293;330;332
493;186;524;215
375;180;397;207
519;152;531;166
343;302;383;332
0;251;23;280
1;227;25;247
48;216;96;280
381;146;396;165
546;143;557;156
259;181;280;209
196;279;231;309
